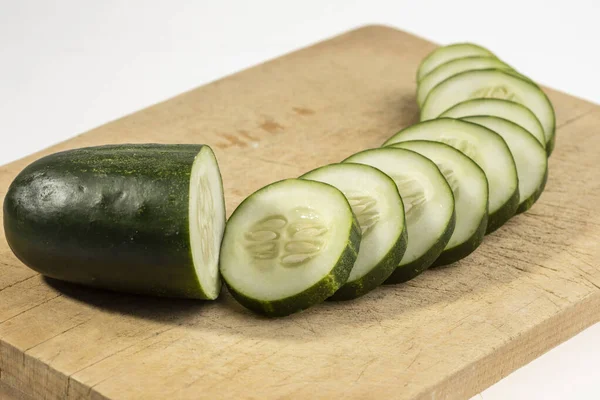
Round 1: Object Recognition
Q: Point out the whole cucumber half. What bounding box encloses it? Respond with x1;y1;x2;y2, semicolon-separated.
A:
3;144;226;299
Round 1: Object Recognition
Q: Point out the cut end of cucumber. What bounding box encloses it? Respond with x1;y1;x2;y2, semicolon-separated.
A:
189;146;226;300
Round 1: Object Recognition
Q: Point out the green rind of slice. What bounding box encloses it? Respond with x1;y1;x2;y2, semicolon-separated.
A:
516;166;548;214
440;98;547;149
383;118;519;234
417;56;514;107
332;226;407;298
343;147;455;283
300;163;408;300
461;116;548;215
432;211;487;267
420;69;556;156
226;214;361;317
389;140;489;266
220;179;361;317
486;186;520;233
417;43;495;82
384;210;456;283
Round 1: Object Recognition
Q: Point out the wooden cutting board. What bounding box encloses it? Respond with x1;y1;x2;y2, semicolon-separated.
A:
1;25;599;400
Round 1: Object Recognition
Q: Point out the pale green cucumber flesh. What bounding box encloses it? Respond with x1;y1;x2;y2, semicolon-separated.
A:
385;211;456;283
432;214;487;267
300;163;407;300
417;43;495;82
440;98;546;149
343;148;455;282
219;179;361;317
383;118;519;234
417;56;513;107
389;140;489;266
516;168;548;214
420;69;556;155
462;116;548;214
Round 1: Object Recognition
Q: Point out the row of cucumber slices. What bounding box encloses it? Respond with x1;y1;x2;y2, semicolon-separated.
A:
221;43;555;317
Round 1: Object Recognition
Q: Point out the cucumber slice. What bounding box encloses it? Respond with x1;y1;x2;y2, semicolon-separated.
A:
344;148;455;283
301;163;407;300
420;69;556;155
417;43;495;82
3;144;226;299
219;179;361;317
440;98;546;149
388;141;488;266
383;118;519;233
461;116;548;213
417;56;513;107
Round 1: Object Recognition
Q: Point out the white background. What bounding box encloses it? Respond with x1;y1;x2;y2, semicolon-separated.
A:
1;1;599;398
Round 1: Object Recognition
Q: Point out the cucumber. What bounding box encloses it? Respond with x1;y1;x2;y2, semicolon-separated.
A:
383;118;519;233
3;144;226;299
417;43;495;82
420;69;556;155
440;98;546;149
344;148;455;283
417;56;513;107
461;116;548;213
388;141;488;266
301;163;407;300
219;179;361;317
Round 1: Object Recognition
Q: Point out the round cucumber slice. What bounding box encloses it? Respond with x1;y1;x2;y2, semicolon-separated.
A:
440;98;546;149
388;141;488;266
420;69;556;155
417;56;513;107
220;179;361;317
461;116;548;214
383;118;519;233
301;163;407;300
344;148;455;283
417;43;495;82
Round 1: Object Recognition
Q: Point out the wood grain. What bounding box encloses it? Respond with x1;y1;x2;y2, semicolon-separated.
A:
1;25;599;400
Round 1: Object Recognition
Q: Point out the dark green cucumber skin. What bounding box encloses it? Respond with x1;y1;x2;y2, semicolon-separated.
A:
546;134;556;157
330;222;407;301
225;214;362;317
432;210;488;267
384;209;456;284
516;167;548;214
486;186;520;234
3;144;219;299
